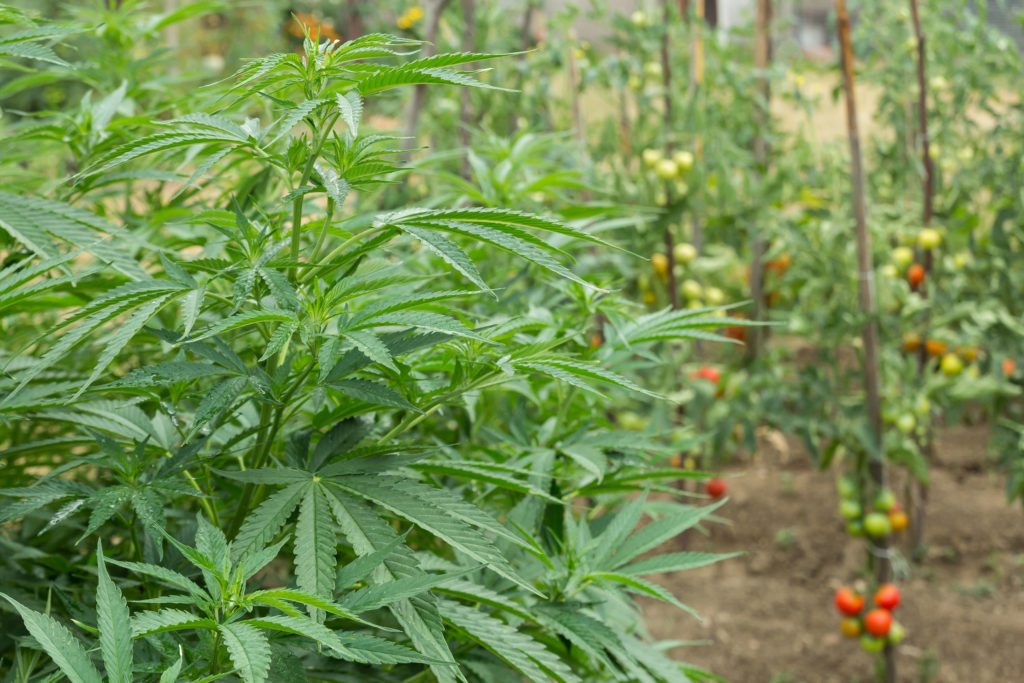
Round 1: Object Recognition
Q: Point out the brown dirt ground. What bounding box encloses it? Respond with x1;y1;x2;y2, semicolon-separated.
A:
642;424;1024;683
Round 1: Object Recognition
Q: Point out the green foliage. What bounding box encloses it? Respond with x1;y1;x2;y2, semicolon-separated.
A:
0;6;735;682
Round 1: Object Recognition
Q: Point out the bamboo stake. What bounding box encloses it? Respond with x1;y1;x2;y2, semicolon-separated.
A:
661;0;679;310
566;28;585;150
690;0;704;256
339;0;363;42
511;0;540;135
401;0;453;165
458;0;476;179
909;0;935;556
911;0;934;226
566;28;592;204
748;0;772;361
836;3;895;680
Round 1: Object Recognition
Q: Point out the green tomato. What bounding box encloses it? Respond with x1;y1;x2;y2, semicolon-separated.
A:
680;279;703;301
839;499;862;520
672;150;695;173
619;412;649;431
860;635;885;653
846;520;865;537
914;396;931;418
917;228;942;250
892;246;914;268
642;148;663;168
673;242;698;265
888;621;906;645
896;413;916;434
941;353;964;377
874;489;897;513
864;512;892;538
837;477;858;500
654;159;679;180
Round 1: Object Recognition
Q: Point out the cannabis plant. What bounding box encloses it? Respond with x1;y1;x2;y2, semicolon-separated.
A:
2;12;737;683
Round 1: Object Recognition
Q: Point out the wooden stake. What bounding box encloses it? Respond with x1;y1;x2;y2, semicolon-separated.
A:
909;0;935;556
691;0;705;256
748;0;772;361
510;1;540;135
661;0;679;311
566;28;592;204
836;3;895;680
910;0;934;226
458;0;476;179
401;0;453;165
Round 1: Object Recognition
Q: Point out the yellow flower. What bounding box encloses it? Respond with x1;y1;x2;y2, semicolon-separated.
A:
397;16;411;29
407;6;424;22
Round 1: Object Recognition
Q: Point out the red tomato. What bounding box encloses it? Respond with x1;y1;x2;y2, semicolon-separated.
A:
705;478;726;498
907;263;925;289
725;325;747;343
1004;358;1017;376
874;584;901;611
864;608;893;637
690;366;721;384
834;587;864;616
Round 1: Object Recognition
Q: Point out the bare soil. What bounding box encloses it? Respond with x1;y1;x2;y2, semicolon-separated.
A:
642;424;1024;683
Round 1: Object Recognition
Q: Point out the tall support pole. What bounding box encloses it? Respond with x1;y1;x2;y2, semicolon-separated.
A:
836;3;895;681
748;0;772;360
458;0;477;179
908;0;936;556
660;0;679;310
401;0;453;165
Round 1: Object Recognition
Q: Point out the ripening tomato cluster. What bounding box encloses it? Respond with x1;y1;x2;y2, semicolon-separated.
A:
836;478;908;539
888;228;941;293
835;584;905;653
901;333;1017;381
645;241;728;310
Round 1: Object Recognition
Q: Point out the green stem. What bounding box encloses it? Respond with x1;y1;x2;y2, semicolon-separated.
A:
289;114;340;280
298;226;384;285
209;630;222;676
226;363;315;536
183;468;219;526
310;197;336;265
375;372;508;445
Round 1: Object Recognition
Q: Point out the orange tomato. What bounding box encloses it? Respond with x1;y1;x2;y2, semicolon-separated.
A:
841;618;862;638
907;263;926;289
956;346;979;362
1003;358;1017;377
766;252;792;276
903;332;922;352
889;509;909;532
925;339;947;358
724;314;747;343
